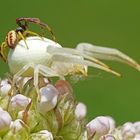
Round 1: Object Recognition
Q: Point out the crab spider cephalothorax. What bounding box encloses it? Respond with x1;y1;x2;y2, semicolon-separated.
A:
8;36;140;97
0;17;56;63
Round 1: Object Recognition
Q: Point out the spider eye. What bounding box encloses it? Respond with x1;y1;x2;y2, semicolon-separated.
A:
15;27;24;33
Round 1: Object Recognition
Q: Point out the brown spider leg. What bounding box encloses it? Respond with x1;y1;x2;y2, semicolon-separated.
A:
0;42;7;62
17;31;29;49
39;22;57;42
16;18;57;42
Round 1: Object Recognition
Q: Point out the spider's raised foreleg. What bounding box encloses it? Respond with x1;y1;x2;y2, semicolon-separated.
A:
0;42;8;62
76;43;140;71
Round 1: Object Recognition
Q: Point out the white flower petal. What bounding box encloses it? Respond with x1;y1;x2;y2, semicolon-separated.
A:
37;84;59;113
121;122;135;139
134;122;140;134
10;94;31;111
75;102;87;120
0;108;12;132
86;116;110;138
0;83;11;97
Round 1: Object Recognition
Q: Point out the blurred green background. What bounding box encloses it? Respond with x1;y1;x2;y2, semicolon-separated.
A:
0;0;140;125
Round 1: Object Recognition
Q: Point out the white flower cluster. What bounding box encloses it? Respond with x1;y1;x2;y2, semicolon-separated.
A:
0;77;140;140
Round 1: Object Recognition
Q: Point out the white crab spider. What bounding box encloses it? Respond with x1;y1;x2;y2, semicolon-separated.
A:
8;36;140;92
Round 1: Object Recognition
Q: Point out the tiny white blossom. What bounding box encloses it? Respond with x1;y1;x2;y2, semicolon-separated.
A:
37;84;59;114
134;122;140;134
10;94;31;111
0;107;12;132
75;102;87;121
0;79;11;97
86;116;110;138
121;122;135;139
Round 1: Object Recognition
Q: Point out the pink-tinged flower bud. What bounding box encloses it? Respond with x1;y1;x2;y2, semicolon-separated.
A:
121;122;135;139
0;79;11;97
134;122;140;134
37;84;59;114
86;116;110;139
75;102;87;121
9;94;31;111
0;107;12;133
100;134;116;140
55;80;73;95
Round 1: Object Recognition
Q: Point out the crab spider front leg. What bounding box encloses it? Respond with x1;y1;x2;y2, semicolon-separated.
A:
76;43;140;71
0;42;8;62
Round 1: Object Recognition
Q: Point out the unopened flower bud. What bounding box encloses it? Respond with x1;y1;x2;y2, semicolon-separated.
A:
37;84;58;114
0;107;12;133
9;94;31;111
134;122;140;134
75;102;87;121
55;80;73;96
30;130;53;140
121;122;135;139
0;79;11;97
86;116;110;139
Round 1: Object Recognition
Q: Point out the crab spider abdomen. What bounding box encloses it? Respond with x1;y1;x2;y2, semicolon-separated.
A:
8;37;62;76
